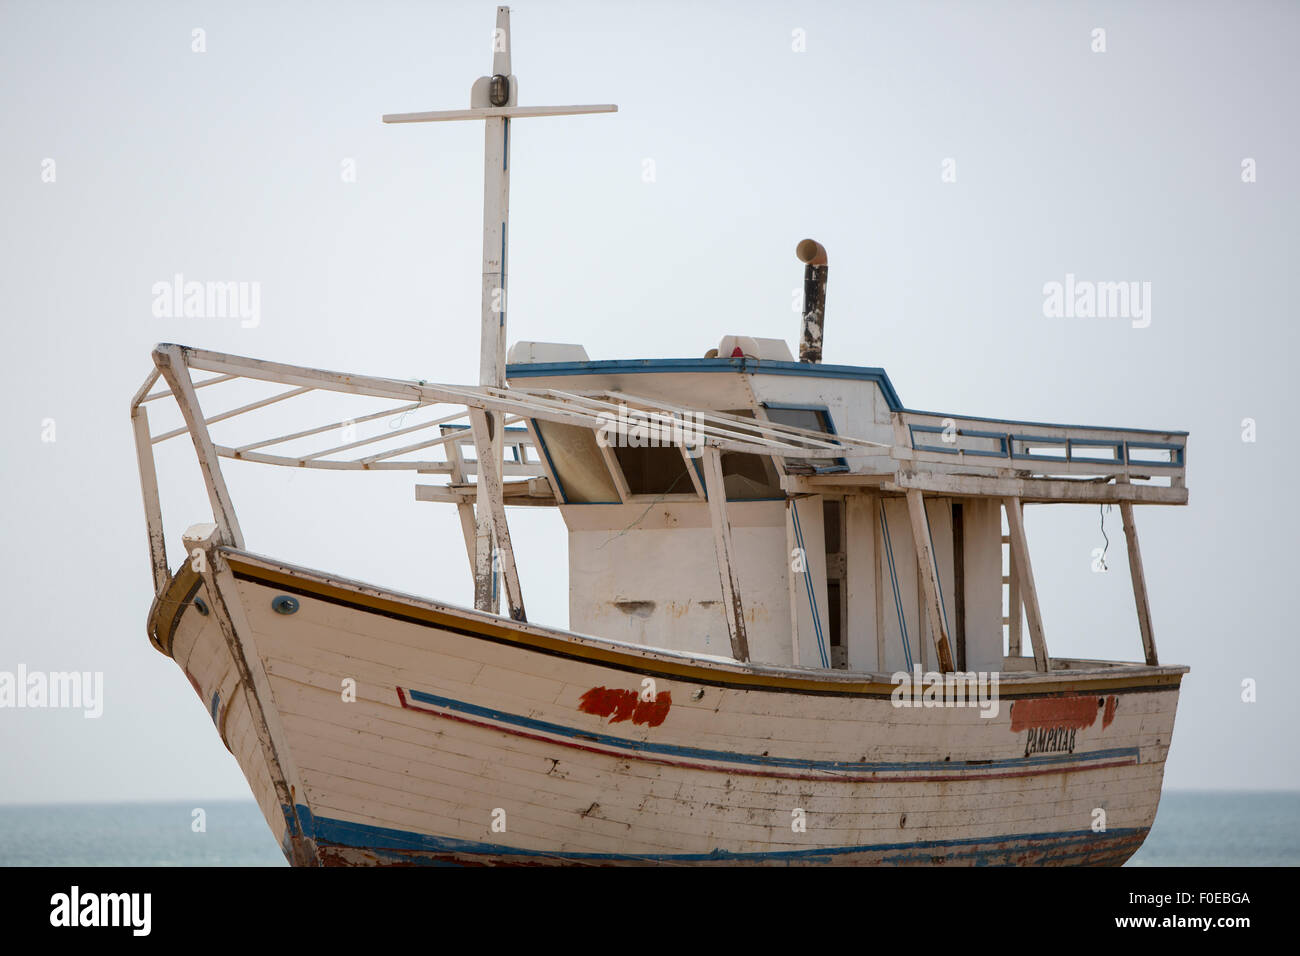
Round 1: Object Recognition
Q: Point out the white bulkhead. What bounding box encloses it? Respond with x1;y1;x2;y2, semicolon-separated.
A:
509;339;1006;674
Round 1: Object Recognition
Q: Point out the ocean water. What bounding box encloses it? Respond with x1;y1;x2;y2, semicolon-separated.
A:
0;791;1295;866
1127;791;1300;866
0;800;286;866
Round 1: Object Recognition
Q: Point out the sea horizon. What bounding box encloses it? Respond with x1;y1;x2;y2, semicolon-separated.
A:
1;790;1295;867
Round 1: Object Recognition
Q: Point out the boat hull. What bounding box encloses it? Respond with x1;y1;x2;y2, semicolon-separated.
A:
150;549;1185;867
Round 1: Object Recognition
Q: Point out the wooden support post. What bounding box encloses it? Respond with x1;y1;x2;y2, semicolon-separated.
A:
703;447;750;662
443;427;481;585
131;403;169;594
475;10;513;615
471;489;495;613
154;345;245;550
478;6;512;393
469;408;526;621
785;497;800;667
1120;500;1159;666
952;502;966;671
1007;535;1023;656
873;494;885;672
1004;496;1049;672
905;489;955;673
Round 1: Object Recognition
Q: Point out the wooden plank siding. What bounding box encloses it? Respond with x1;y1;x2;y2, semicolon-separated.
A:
150;551;1184;865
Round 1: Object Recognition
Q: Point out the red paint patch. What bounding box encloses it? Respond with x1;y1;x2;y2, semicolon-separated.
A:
633;691;672;727
1102;695;1118;729
578;687;634;722
1009;695;1103;732
579;687;672;727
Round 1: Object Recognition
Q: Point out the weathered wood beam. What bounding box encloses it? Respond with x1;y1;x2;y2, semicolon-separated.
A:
1004;497;1049;672
785;498;801;667
702;447;750;662
415;479;556;506
469;408;526;621
442;429;480;586
1120;500;1159;666
872;494;886;671
904;489;955;673
131;403;169;595
1007;534;1023;657
384;104;618;124
154;345;245;550
886;471;1187;505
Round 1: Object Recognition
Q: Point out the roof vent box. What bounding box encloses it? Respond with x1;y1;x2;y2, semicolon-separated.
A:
716;336;794;362
507;341;591;365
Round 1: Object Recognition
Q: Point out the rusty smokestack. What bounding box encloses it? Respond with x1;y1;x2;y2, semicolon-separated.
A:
796;238;827;363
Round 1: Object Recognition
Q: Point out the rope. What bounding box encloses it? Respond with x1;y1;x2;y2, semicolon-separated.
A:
1097;503;1113;571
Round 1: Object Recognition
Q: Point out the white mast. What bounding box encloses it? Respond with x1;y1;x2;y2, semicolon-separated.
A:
384;6;615;615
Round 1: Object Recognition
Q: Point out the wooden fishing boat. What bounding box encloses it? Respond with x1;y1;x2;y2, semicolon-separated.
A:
131;7;1188;866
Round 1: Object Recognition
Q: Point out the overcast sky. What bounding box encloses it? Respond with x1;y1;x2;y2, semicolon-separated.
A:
2;0;1297;802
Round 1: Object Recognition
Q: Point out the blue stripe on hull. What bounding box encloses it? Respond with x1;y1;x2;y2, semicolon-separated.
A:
290;804;1147;866
405;687;1139;777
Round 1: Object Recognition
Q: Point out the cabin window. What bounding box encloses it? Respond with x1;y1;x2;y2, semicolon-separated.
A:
532;421;621;503
763;405;847;474
719;451;782;499
710;409;784;500
451;424;530;463
613;445;695;496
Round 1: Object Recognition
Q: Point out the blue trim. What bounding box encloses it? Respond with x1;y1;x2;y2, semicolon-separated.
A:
293;802;1144;864
1010;434;1070;464
506;359;905;412
405;687;1136;775
763;403;848;474
790;502;829;668
1125;441;1185;467
909;424;1009;458
880;502;913;671
1067;437;1125;465
904;408;1187;438
910;424;1185;472
529;419;568;504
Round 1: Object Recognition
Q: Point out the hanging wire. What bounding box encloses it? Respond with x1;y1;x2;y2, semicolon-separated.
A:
1097;503;1113;571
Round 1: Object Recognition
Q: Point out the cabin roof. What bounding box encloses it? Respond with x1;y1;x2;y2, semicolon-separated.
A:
508;357;1189;438
506;357;906;412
